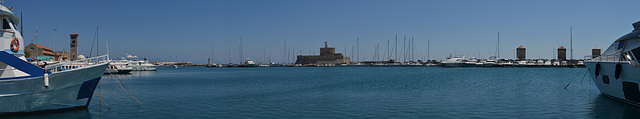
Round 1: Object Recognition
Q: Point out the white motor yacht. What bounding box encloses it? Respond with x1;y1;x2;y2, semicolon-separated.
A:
586;21;640;106
123;54;157;71
238;58;258;67
105;60;133;74
463;57;478;67
484;56;497;67
127;60;157;71
442;56;464;67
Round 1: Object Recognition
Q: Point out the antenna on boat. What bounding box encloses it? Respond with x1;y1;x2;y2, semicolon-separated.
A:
53;28;56;52
20;11;22;37
35;26;38;44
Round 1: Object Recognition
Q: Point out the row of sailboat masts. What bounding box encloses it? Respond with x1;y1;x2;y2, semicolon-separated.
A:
221;37;282;65
364;35;420;62
337;35;420;63
227;37;247;64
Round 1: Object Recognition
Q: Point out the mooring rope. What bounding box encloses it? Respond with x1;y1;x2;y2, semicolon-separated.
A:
564;69;588;89
94;93;111;110
109;72;142;106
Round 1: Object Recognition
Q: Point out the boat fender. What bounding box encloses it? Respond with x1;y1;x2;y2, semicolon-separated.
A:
44;73;49;88
10;37;19;52
595;63;601;77
615;63;622;79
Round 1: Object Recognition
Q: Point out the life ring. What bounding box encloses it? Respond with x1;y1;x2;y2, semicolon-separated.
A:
9;37;18;52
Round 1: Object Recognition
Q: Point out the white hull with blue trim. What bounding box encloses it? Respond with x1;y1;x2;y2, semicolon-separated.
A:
0;62;108;114
0;3;109;115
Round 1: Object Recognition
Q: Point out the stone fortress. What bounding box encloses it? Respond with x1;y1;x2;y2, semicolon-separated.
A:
295;42;350;65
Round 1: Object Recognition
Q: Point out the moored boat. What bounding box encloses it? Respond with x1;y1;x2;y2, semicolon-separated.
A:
586;21;640;106
238;58;258;67
124;54;157;71
441;56;464;67
105;60;133;74
0;3;109;114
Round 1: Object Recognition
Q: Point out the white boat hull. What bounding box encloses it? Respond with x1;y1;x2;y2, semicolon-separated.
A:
0;62;108;114
441;63;462;67
130;66;157;71
585;61;640;106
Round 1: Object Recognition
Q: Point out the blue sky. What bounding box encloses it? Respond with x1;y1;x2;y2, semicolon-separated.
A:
6;0;640;64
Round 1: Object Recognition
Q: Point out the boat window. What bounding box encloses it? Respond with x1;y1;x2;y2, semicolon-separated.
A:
632;48;640;61
2;18;10;29
618;40;626;50
624;52;633;61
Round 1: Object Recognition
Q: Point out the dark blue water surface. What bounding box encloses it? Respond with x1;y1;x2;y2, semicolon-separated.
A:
8;66;640;118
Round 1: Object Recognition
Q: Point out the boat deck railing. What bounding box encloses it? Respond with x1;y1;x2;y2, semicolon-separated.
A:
44;54;109;73
588;52;624;62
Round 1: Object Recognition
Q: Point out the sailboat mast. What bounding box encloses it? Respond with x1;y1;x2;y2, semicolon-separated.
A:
97;26;99;56
395;34;398;61
570;26;573;60
497;32;500;59
284;40;286;64
211;44;216;63
357;38;360;62
386;40;389;60
403;36;406;62
230;40;232;64
240;37;243;62
211;44;214;64
53;28;55;52
412;37;414;61
372;44;376;61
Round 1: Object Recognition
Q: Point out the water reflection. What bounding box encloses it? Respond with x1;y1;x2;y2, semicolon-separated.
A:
590;94;640;118
2;109;91;119
103;71;157;79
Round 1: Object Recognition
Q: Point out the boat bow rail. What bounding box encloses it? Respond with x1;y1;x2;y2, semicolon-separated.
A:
44;54;110;73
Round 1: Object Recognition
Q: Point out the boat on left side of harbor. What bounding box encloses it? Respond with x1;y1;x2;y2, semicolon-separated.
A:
0;4;109;114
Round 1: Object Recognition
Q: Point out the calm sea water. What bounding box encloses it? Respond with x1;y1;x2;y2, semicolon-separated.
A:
7;66;640;118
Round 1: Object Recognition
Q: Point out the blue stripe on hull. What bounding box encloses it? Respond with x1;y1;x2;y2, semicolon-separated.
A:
77;77;101;106
0;51;45;79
